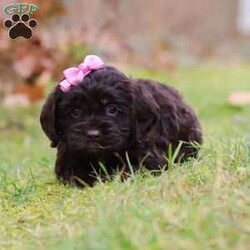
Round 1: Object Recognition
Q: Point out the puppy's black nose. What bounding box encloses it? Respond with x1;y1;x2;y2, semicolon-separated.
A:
87;129;100;138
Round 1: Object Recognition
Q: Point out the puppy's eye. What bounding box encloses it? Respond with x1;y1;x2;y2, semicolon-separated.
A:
106;104;118;116
71;108;82;118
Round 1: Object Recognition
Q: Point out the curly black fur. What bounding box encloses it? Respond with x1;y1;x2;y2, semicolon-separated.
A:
40;66;202;187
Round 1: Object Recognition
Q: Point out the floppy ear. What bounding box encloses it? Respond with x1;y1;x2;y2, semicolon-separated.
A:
40;90;59;147
132;80;160;134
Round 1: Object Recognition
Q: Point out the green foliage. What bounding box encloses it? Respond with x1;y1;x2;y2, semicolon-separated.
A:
0;65;250;249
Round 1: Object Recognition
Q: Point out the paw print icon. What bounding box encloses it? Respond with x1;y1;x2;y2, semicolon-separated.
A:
3;14;37;39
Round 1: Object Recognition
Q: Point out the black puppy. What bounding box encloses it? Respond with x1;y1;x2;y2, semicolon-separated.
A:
40;55;202;187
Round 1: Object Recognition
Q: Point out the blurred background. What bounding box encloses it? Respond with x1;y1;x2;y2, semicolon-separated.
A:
0;0;250;105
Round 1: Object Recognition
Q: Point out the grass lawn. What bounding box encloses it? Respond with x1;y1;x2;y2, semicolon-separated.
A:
0;65;250;250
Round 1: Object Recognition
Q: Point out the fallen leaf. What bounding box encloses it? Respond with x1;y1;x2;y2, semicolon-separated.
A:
229;91;250;106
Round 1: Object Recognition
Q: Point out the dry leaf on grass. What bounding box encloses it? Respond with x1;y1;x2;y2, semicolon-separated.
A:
229;91;250;106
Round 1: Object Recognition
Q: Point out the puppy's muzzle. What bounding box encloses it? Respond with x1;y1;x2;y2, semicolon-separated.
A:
86;129;100;139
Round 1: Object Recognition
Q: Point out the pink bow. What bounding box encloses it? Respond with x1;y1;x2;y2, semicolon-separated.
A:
59;55;104;92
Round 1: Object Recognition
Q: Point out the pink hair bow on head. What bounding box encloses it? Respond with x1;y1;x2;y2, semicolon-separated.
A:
59;55;104;92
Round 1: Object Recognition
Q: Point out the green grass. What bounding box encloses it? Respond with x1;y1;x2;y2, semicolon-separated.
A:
0;65;250;250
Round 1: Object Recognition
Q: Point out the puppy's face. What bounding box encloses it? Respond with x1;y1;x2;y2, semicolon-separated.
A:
41;67;134;154
58;70;133;154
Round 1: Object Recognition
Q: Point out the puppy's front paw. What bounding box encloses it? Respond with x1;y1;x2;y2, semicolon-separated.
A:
143;153;167;172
